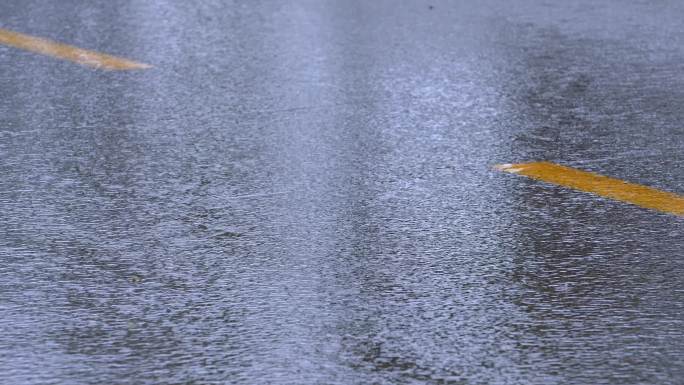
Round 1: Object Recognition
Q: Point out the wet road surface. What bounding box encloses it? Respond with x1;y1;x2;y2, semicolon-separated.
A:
2;1;684;384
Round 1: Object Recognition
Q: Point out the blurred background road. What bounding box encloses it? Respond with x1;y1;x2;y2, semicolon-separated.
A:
1;1;684;384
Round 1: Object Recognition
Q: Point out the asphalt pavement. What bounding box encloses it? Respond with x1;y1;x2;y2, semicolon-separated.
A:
2;1;684;384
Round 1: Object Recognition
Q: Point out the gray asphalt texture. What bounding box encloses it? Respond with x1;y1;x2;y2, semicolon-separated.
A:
2;1;684;384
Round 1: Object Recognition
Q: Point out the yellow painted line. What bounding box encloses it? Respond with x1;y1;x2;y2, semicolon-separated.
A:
0;27;151;70
496;161;684;216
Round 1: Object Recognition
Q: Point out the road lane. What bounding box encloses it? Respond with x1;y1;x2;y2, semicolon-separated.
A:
0;27;150;70
497;162;684;216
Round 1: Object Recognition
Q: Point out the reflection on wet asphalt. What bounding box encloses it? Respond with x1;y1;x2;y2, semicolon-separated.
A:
1;1;684;384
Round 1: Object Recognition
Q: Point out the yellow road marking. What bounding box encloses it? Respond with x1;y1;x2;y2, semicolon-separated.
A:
0;27;151;70
496;162;684;216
